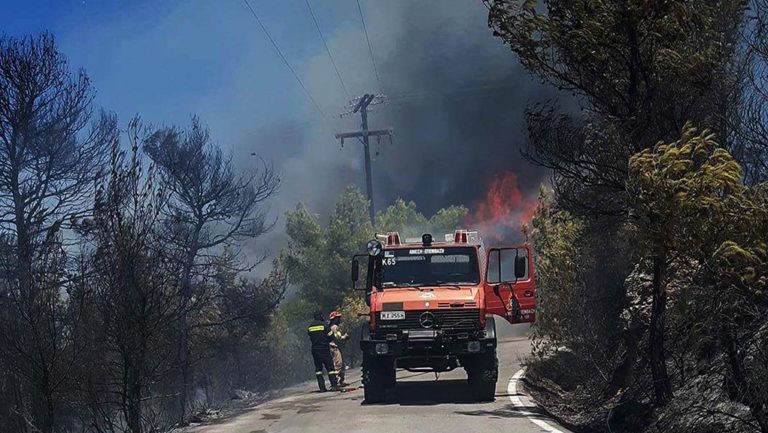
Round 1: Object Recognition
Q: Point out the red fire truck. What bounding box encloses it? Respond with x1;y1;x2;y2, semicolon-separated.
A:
351;230;536;403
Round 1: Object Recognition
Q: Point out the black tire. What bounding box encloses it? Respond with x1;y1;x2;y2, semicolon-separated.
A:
362;354;394;404
385;360;396;388
466;351;498;402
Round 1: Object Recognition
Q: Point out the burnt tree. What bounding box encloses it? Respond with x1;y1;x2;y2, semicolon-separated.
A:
86;120;179;433
143;117;279;422
0;33;112;432
486;0;745;406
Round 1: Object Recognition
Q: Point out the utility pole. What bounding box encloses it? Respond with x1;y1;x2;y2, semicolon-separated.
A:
336;93;392;226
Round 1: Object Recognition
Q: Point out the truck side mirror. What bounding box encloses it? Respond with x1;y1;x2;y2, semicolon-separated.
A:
351;259;360;282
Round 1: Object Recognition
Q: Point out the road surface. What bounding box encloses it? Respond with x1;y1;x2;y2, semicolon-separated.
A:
188;321;570;433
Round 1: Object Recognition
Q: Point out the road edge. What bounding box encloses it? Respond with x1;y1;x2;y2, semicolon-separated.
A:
507;368;570;433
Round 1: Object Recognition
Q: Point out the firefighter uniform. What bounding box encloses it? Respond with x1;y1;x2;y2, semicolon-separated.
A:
328;311;348;387
307;317;338;392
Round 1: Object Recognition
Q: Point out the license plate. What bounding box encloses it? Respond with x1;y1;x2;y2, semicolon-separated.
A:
380;311;405;320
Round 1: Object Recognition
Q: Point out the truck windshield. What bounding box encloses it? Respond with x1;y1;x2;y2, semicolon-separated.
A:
381;247;479;287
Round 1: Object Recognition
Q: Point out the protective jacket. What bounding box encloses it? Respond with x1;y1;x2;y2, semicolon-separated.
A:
307;319;333;351
329;324;345;348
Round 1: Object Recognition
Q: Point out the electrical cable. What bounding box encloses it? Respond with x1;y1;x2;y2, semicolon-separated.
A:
242;0;366;146
355;0;383;92
305;0;350;100
242;0;331;124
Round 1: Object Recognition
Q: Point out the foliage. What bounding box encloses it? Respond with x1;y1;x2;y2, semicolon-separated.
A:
285;186;373;313
486;1;768;431
526;123;768;432
486;0;742;142
0;33;285;432
375;199;428;237
486;0;744;224
0;32;113;433
85;138;179;433
529;188;587;356
337;293;368;367
429;205;470;234
629;124;768;431
629;124;742;254
528;188;637;429
143;116;280;421
376;198;468;238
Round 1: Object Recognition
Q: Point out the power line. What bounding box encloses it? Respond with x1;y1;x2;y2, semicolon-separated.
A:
241;1;366;146
355;0;383;92
304;0;350;100
241;0;330;123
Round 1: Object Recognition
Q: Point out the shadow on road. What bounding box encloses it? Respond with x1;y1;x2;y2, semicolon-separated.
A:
371;379;480;406
454;403;551;420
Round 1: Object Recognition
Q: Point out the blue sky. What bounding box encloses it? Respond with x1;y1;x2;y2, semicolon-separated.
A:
3;0;366;147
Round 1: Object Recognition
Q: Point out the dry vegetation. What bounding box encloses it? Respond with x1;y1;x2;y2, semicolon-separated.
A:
486;0;768;431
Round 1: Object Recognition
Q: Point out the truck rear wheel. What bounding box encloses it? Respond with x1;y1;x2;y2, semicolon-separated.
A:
362;354;395;404
466;350;498;402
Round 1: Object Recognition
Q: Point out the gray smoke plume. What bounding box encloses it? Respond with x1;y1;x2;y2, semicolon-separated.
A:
236;1;559;265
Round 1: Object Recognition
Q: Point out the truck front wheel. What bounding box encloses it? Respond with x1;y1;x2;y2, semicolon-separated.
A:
362;354;395;404
466;351;498;402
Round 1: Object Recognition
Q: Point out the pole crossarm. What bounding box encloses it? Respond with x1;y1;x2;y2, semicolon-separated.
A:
335;129;392;144
340;94;387;118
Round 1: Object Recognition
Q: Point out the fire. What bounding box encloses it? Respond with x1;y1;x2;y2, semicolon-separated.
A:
464;171;537;241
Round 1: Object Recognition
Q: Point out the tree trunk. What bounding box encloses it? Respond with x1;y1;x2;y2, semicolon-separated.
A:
13;159;47;430
36;367;55;433
126;383;143;433
649;253;672;406
124;350;144;433
605;317;644;398
44;390;55;433
177;242;199;423
178;317;190;423
724;330;768;432
13;195;32;304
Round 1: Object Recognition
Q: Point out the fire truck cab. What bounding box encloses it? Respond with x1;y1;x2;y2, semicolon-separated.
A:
351;230;536;403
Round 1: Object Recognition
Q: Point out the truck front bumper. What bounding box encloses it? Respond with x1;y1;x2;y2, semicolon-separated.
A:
360;329;497;357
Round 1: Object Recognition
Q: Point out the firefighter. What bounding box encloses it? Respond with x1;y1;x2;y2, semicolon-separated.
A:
307;311;338;392
328;311;349;387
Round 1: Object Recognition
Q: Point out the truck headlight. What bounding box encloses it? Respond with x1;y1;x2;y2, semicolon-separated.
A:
375;343;389;354
467;341;481;353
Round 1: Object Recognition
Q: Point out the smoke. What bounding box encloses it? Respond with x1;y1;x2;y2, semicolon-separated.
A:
236;1;558;264
29;0;559;268
360;3;553;215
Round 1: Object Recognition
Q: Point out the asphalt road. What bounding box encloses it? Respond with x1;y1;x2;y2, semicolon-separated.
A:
188;321;570;433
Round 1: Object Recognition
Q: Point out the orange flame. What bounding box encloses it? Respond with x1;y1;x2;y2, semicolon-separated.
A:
464;171;537;241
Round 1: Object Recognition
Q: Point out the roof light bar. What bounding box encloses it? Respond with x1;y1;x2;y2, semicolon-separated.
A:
451;229;480;244
386;232;401;245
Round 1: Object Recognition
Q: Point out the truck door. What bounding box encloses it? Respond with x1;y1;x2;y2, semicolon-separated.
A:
484;244;536;323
